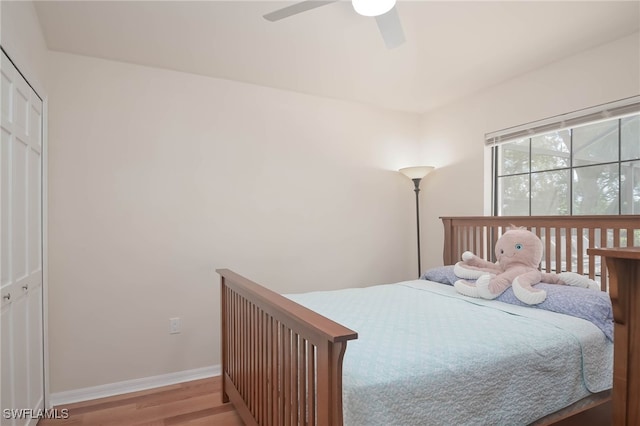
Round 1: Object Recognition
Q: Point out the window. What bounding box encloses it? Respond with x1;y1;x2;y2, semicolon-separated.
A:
491;101;640;216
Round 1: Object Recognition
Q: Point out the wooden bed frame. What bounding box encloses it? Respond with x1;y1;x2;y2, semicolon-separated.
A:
218;215;640;426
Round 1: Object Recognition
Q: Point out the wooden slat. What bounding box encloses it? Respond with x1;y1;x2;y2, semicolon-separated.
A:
221;280;229;403
271;320;278;426
477;227;484;259
242;298;248;401
278;323;285;425
249;304;255;416
602;229;609;291
258;310;264;424
266;316;273;425
577;228;584;276
556;226;562;272
544;227;552;273
442;217;453;265
490;226;499;262
283;327;291;426
292;334;299;425
589;228;596;280
298;337;307;426
252;304;258;419
452;227;460;264
565;228;572;272
315;342;330;426
308;342;316;426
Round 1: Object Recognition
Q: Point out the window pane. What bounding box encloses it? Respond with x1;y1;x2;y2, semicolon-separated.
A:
621;115;640;161
531;170;570;215
498;139;529;175
573;120;618;167
493;113;638;217
498;174;529;215
573;163;619;215
531;130;570;172
621;161;640;214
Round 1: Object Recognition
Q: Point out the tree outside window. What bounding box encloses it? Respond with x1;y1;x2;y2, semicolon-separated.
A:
495;114;640;216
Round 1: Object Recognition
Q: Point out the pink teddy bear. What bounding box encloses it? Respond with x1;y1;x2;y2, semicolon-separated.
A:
453;226;598;305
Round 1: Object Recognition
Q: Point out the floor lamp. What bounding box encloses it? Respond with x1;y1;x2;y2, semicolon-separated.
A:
399;166;435;278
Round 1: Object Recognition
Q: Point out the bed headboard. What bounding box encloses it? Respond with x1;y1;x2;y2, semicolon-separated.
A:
441;215;640;291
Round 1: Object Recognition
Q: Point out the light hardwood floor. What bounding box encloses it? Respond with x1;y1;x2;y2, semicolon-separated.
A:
37;376;243;426
35;375;611;426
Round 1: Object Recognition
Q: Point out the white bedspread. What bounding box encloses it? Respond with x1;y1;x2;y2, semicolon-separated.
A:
286;279;612;426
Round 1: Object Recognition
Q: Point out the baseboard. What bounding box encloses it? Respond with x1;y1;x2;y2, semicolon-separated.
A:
49;365;221;407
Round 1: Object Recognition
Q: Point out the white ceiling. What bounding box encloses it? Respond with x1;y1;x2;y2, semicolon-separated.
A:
34;1;640;114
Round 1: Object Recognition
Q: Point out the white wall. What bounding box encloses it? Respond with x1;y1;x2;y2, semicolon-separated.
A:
0;0;48;93
419;33;640;269
46;52;421;392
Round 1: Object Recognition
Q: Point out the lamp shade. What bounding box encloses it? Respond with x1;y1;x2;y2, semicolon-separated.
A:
352;0;396;17
399;166;435;180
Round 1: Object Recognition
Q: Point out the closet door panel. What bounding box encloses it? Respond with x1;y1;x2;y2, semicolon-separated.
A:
1;50;45;424
1;306;16;426
1;127;10;288
28;147;41;273
27;92;43;413
11;291;29;415
12;137;28;283
28;284;44;409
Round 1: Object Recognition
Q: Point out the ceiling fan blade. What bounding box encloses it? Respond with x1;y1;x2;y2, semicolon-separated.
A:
263;1;338;22
375;6;405;49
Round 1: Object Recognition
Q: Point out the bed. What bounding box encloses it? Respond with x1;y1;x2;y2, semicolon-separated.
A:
217;215;640;425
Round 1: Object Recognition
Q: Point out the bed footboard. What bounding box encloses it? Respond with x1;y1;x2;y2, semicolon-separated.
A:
217;269;358;426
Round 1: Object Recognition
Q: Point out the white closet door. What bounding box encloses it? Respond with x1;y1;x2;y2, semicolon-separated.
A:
1;50;44;426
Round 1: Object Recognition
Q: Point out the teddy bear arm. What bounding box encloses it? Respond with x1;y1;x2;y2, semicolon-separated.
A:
488;269;540;294
496;268;529;281
459;263;502;275
453;279;480;298
487;277;510;295
540;272;565;285
512;270;546;305
462;253;501;272
512;269;543;288
487;272;516;295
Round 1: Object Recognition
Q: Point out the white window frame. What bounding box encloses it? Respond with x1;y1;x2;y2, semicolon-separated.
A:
486;96;640;216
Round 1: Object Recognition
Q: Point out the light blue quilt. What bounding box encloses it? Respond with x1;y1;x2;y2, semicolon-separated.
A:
287;279;612;426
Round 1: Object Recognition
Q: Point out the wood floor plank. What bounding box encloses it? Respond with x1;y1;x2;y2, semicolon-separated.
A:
37;377;243;426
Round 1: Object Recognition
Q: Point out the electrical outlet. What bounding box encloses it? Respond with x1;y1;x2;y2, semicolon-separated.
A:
169;317;181;334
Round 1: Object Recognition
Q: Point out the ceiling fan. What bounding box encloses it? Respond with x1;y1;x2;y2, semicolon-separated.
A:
263;0;405;49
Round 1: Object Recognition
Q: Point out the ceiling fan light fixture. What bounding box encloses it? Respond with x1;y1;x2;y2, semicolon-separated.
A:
352;0;396;17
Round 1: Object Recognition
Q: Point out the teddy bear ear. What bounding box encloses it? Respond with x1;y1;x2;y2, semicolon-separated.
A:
506;224;526;231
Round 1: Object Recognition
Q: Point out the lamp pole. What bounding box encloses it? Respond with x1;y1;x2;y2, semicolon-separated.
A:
412;178;422;278
399;166;434;279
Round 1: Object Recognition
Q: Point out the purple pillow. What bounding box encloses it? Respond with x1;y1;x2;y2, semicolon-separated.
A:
421;265;613;341
421;266;459;285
